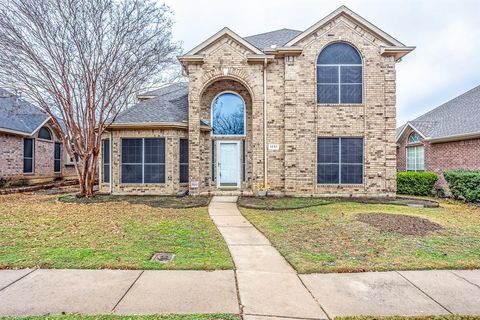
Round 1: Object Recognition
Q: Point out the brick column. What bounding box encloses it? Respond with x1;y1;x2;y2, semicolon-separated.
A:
284;56;297;193
188;92;201;195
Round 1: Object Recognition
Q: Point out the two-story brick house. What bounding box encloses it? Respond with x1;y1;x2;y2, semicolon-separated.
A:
99;6;414;196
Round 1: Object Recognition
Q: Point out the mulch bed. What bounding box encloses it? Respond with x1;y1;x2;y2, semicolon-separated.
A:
356;212;443;236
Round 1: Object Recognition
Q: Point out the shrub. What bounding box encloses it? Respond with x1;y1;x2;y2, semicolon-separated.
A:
396;172;438;196
444;170;480;203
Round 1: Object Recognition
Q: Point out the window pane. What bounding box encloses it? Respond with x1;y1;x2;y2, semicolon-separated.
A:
212;93;245;135
408;132;421;143
341;138;363;164
340;84;362;104
317;66;338;84
144;164;165;183
317;43;362;64
211;140;215;181
23;159;33;173
121;164;142;183
121;139;142;164
180;165;188;183
144;138;165;164
179;139;188;163
341;66;362;83
318;164;339;184
103;164;110;183
341;164;363;184
416;146;425;171
317;138;339;163
317;84;339;104
406;147;415;171
54;142;61;159
103;139;110;164
24;138;33;158
54;160;61;173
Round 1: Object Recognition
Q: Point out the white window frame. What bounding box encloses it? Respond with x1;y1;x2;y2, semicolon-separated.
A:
406;145;425;172
210;91;246;138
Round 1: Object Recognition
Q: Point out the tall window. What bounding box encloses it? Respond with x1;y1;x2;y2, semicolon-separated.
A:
121;138;165;184
179;138;188;183
211;92;245;136
54;142;61;173
317;137;363;184
38;127;52;140
102;139;110;183
317;42;362;104
23;138;34;173
406;146;424;171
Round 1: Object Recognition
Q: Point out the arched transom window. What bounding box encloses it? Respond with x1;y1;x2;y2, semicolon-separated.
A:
211;92;245;136
317;42;363;104
408;132;422;144
38;127;52;140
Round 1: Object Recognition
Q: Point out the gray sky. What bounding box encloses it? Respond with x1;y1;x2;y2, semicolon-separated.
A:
162;0;480;126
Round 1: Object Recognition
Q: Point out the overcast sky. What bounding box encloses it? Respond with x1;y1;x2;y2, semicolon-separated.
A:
162;0;480;126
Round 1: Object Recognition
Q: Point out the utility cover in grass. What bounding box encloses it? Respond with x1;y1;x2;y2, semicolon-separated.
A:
356;212;443;236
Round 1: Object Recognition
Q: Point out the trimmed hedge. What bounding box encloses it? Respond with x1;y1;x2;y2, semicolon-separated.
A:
397;172;438;196
444;170;480;203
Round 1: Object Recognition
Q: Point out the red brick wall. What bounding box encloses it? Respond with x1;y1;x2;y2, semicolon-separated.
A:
0;123;76;179
397;127;480;185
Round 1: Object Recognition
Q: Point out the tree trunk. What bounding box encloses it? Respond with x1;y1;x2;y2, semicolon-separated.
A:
75;152;99;198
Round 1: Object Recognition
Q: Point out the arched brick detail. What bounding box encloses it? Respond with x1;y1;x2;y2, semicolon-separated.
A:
197;70;256;102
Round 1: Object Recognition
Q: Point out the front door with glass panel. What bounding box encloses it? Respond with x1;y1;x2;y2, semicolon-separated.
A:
217;141;240;188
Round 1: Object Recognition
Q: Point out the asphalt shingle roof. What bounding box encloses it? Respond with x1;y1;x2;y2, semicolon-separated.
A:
114;83;189;124
0;88;49;134
398;85;480;139
244;28;302;49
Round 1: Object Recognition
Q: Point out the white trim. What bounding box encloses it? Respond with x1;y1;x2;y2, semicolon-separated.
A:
396;122;426;143
30;117;52;136
184;27;264;56
424;131;480;143
405;145;425;172
286;6;406;47
217;140;241;189
210;91;247;138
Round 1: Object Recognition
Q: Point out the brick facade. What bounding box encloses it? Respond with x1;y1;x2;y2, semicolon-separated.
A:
102;11;407;197
0;121;76;180
397;126;480;184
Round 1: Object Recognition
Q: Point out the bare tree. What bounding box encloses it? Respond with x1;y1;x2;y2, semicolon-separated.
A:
0;0;180;196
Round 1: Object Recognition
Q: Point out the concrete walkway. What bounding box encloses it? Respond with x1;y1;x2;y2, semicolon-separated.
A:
0;196;479;318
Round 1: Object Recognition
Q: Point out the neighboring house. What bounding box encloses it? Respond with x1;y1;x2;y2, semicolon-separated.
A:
0;88;75;182
100;6;414;196
396;85;480;184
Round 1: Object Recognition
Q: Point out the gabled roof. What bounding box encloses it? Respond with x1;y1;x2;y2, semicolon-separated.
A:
112;83;189;126
397;84;480;142
286;5;406;47
0;88;50;135
184;27;264;56
244;28;302;50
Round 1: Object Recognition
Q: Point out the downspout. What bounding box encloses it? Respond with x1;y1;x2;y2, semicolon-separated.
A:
109;131;113;194
263;58;268;187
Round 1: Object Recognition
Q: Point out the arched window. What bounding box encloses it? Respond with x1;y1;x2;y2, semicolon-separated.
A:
211;92;245;136
38;127;52;140
317;42;362;104
408;132;421;143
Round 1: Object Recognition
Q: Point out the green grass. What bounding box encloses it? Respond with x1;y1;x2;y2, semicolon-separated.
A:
0;315;240;320
241;198;480;273
0;193;233;270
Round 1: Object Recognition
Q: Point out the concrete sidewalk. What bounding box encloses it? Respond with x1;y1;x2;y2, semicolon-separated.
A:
0;196;479;318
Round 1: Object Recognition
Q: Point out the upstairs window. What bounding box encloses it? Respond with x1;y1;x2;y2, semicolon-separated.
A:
38;127;52;140
317;42;363;104
211;92;245;136
408;132;422;144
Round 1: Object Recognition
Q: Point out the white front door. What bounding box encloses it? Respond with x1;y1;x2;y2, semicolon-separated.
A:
218;141;240;188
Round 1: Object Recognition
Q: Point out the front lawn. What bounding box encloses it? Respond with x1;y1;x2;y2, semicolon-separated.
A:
0;193;233;270
241;198;480;273
0;315;240;320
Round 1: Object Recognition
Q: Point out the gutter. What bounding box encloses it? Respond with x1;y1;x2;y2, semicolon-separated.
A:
424;131;480;143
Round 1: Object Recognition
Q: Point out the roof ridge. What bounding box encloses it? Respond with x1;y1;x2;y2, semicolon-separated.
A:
244;28;302;39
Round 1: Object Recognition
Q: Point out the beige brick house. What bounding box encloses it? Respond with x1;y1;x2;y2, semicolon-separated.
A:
100;6;414;196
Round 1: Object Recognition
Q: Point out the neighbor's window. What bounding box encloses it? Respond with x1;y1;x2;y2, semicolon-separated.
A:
211;92;245;136
317;137;364;184
121;138;165;184
54;142;61;173
406;145;424;171
317;42;363;104
102;139;110;183
179;138;188;183
23;138;34;173
408;132;422;144
38;127;52;140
